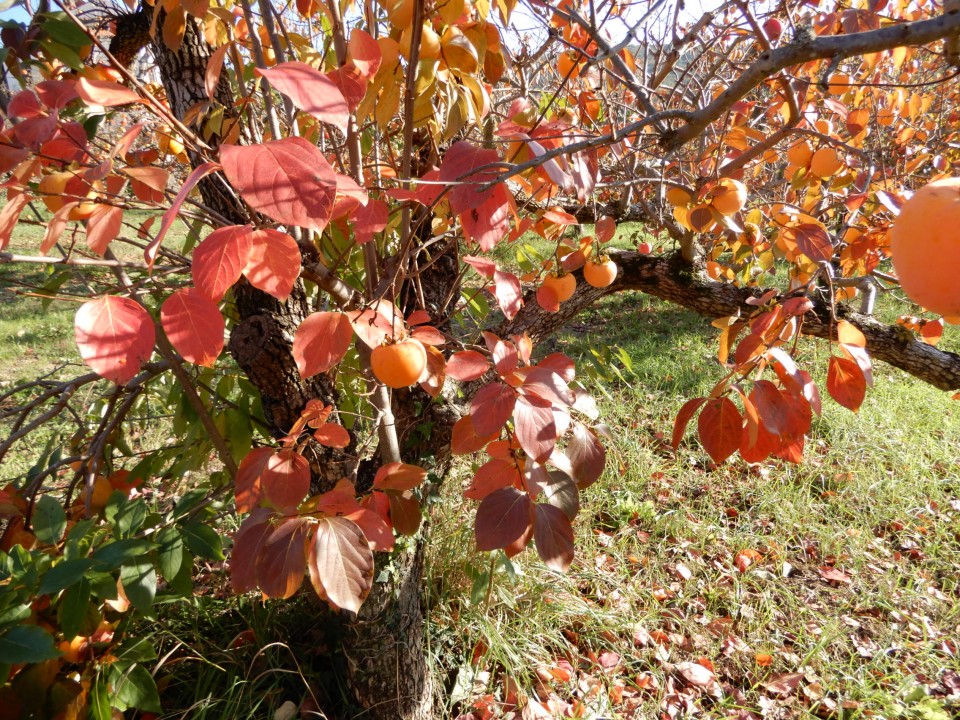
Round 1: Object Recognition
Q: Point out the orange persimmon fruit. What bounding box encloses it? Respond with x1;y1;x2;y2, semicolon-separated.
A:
889;177;960;316
542;271;576;302
371;338;428;388
583;257;617;288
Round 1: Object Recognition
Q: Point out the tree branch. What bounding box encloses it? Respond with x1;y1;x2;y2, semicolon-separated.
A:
502;251;960;392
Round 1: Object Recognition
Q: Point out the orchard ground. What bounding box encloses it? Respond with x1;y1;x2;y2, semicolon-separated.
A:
1;222;958;718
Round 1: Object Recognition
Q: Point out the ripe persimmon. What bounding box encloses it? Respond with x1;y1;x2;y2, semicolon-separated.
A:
583;257;617;288
810;147;842;178
889;177;960;316
371;339;428;388
542;271;576;302
711;178;747;216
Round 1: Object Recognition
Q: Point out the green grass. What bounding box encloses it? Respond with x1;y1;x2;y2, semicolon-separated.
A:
426;290;960;718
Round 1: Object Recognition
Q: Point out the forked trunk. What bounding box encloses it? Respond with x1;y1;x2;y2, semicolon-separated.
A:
142;15;436;719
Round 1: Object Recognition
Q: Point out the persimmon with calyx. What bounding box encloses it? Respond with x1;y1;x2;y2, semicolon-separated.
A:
889;177;960;316
371;338;428;388
583;257;617;288
542;271;576;302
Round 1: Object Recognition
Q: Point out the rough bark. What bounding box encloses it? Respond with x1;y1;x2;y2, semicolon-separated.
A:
144;15;433;720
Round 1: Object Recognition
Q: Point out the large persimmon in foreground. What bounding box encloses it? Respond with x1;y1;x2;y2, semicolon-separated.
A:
889;178;960;317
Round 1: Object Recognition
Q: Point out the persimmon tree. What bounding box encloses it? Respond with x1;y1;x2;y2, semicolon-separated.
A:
1;0;960;717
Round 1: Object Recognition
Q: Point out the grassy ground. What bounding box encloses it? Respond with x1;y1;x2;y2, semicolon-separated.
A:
2;219;958;718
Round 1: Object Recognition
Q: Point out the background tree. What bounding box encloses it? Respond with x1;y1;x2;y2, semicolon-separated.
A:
1;0;959;717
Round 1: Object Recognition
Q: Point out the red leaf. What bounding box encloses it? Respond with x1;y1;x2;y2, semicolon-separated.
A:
387;491;422;535
836;320;866;348
231;508;273;592
160;288;224;367
373;462;427;491
235;447;274;513
326;64;367;111
818;566;852;584
451;416;498;455
256;62;349;132
0;194;29;251
475;487;534;551
566;422;606;488
85;205;124;256
220;138;337;233
8;90;42;118
521;367;575;408
145;162;219;268
345;300;404;348
40;204;72;254
446;350;490;381
314;423;351;448
349;28;381;78
464;458;521;500
257;516;310;599
672;397;707;450
76;77;141;107
261;450;311;511
192;225;253;302
697;397;743;464
352;198;388;244
439;141;501;214
791;223;833;264
344;505;393;551
595;215;616;243
410;325;445;346
470;382;517;437
243;228;301;301
827;355;866;412
293;311;353;378
419;344;446;398
750;379;791;435
538;353;576;382
533;504;574;571
493;269;522;321
462;188;513;252
124;166;169;203
513;395;556;463
75;297;155;383
205;42;230;100
308;517;374;613
463;255;496;279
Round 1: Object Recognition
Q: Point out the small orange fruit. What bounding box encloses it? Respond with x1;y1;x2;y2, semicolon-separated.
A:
711;178;748;216
825;72;852;95
542;272;576;302
889;178;960;316
371;339;428;388
810;146;843;178
583;258;617;288
786;141;814;167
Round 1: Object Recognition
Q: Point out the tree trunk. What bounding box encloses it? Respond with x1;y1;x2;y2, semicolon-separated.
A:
143;15;436;719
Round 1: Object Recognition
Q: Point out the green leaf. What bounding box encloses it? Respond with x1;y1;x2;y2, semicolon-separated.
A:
32;495;66;546
114;637;157;665
38;38;82;70
0;625;60;663
113;497;147;539
56;578;91;639
120;560;156;611
90;672;112;720
0;604;31;629
38;558;95;596
179;520;223;560
91;538;152;571
111;663;162;713
41;14;91;46
155;526;184;581
173;489;207;520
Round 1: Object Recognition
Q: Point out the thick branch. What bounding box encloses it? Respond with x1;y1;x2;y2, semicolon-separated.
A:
502;251;960;392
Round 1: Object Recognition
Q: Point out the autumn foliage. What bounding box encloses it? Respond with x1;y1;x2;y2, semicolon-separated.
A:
1;0;960;716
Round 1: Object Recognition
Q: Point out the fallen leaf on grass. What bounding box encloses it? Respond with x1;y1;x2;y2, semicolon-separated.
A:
763;672;804;696
818;566;852;584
